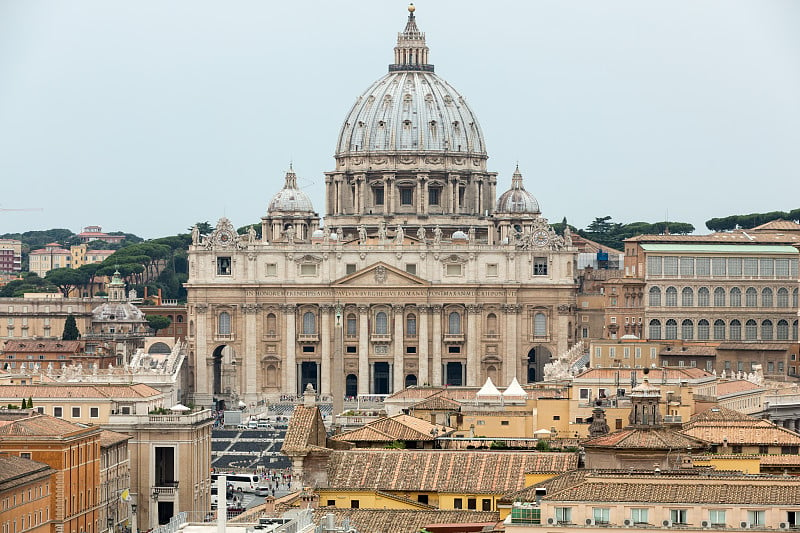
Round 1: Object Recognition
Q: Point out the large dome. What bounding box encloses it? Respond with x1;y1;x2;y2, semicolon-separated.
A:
268;167;315;214
496;165;540;214
335;7;486;157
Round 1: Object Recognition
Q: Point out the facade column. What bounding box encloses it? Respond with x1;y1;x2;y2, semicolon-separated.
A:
358;305;370;395
466;304;481;386
283;305;297;396
431;305;443;386
243;304;259;402
504;304;519;385
418;305;429;386
320;305;332;396
194;304;210;406
382;176;389;215
393;305;405;392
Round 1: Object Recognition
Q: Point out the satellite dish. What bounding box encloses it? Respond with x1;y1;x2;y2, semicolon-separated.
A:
120;489;131;502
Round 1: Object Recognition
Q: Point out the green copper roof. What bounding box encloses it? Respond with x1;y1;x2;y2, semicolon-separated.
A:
641;244;798;254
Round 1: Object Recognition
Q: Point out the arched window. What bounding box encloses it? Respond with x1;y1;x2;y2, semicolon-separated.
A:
448;311;461;335
665;287;678;307
698;287;709;307
665;319;678;340
745;319;757;340
713;319;725;340
649;319;661;340
346;313;357;337
697;319;709;340
649;287;662;307
218;312;231;335
762;288;773;307
730;287;742;307
794;288;799;308
406;314;417;336
730;319;741;340
777;319;789;340
761;319;773;341
681;287;694;307
486;313;498;335
745;287;757;307
266;313;277;335
534;313;547;337
713;287;725;307
681;319;694;340
302;311;316;334
375;312;388;334
777;288;789;308
793;320;798;341
177;315;184;323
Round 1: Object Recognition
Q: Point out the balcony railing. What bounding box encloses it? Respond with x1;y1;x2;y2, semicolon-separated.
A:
370;333;391;344
297;333;319;342
443;333;465;344
152;481;179;497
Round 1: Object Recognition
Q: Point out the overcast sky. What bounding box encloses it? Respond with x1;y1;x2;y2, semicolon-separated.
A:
1;1;798;239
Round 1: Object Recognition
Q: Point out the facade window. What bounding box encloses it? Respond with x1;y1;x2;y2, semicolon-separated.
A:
406;314;417;336
346;314;357;336
454;498;462;509
71;407;80;418
302;311;316;335
695;258;710;276
728;257;742;276
53;406;63;418
90;407;99;418
555;507;572;524
679;257;694;276
681;287;693;306
647;256;662;275
345;263;357;275
375;312;388;335
373;186;384;206
649;319;661;340
777;288;789;307
400;187;414;205
486;313;498;334
747;511;765;527
794;288;799;308
712;258;726;276
631;508;649;524
265;263;277;277
300;264;317;276
218;312;231;335
266;313;277;335
665;319;678;340
794;320;799;341
776;258;790;277
697;319;709;340
777;319;789;340
713;287;725;306
448;312;462;335
698;287;709;306
743;258;758;276
762;287;773;307
760;258;774;277
486;263;498;277
635;347;642;359
216;257;232;276
446;263;462;276
649;287;661;307
681;320;694;340
714;319;726;340
428;187;440;205
670;509;688;525
664;257;678;276
745;319;758;340
709;510;726;526
730;287;742;306
405;263;417;275
534;313;547;337
533;257;548;276
592;508;610;524
665;287;677;306
467;498;477;510
761;319;773;340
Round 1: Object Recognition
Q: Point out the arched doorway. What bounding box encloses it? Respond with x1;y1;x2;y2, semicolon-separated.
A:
300;362;318;394
345;374;358;398
527;346;551;383
405;374;417;387
212;345;236;395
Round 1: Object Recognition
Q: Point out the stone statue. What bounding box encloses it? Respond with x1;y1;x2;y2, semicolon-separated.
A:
378;223;387;243
468;226;475;242
564;226;573;246
248;225;257;243
416;226;426;243
433;225;443;246
191;225;200;245
720;369;726;379
284;225;295;244
358;225;367;244
395;225;404;244
322;225;331;244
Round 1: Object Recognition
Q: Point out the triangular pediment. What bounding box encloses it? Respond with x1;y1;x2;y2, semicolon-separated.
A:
334;261;428;286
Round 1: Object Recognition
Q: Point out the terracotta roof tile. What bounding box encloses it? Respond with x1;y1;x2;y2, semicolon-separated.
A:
0;413;99;438
576;367;712;381
411;394;462;411
626;231;800;244
99;429;131;447
311;509;499;533
280;405;327;454
326;450;578;494
680;407;800;445
0;456;53;491
0;383;161;399
716;380;762;396
333;414;453;444
2;340;82;353
584;428;709;449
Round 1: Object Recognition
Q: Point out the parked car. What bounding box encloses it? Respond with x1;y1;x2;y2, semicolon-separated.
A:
254;485;271;496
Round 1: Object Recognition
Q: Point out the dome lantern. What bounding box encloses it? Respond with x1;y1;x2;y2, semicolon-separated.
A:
496;165;541;214
390;4;433;72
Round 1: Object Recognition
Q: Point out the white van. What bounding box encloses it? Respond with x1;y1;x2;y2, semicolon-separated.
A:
247;419;258;429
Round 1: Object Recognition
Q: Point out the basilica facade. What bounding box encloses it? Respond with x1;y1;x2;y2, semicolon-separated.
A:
185;6;578;407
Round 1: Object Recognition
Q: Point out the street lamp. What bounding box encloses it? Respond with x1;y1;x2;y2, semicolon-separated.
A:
151;489;159;501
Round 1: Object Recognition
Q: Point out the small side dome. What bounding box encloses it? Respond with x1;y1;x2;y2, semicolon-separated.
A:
496;165;540;214
451;230;468;240
268;167;315;214
311;229;324;239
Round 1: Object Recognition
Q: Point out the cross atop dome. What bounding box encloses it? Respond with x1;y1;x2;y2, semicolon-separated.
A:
390;4;434;72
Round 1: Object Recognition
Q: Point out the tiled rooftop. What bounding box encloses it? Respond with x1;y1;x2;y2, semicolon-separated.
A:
716;380;763;396
0;383;161;399
280;405;326;454
2;340;82;353
0;413;99;438
99;429;132;447
0;455;53;490
575;367;713;381
311;508;499;533
332;414;452;444
584;428;709;450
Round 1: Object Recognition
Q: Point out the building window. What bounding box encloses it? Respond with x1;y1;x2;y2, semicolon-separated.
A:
698;319;709;340
266;313;277;335
729;287;741;306
345;264;357;275
777;319;789;340
454;498;463;509
300;264;317;276
302;312;316;335
350;500;359;509
670;509;688;525
747;511;765;527
592;508;610;525
428;187;440;205
71;407;80;418
346;314;357;337
534;313;547;337
698;287;709;306
745;319;757;340
533;257;548;276
448;312;462;335
216;257;232;276
417;494;428;505
713;287;725;306
400;187;414;206
745;287;757;307
406;314;417;336
446;263;462;276
53;407;63;418
696;258;710;276
218;312;231;335
714;319;726;340
373;187;384;206
730;319;741;340
555;507;572;524
681;287;694;306
664;257;678;276
265;263;277;277
405;263;417;275
467;498;477;510
665;319;678;340
482;498;492;511
375;312;388;335
777;288;789;307
709;510;726;526
681;319;694;340
90;407;99;418
649;287;662;306
647;256;662;275
761;319;773;340
665;287;678;306
649;319;661;340
486;263;498;277
762;287;773;307
631;508;649;524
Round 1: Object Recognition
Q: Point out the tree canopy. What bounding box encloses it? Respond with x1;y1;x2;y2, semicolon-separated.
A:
577;217;694;250
146;315;172;334
705;208;800;232
62;314;80;340
45;268;88;298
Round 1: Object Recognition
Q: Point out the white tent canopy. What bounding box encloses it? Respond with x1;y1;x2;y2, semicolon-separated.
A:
503;377;528;399
476;377;501;398
170;403;190;412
